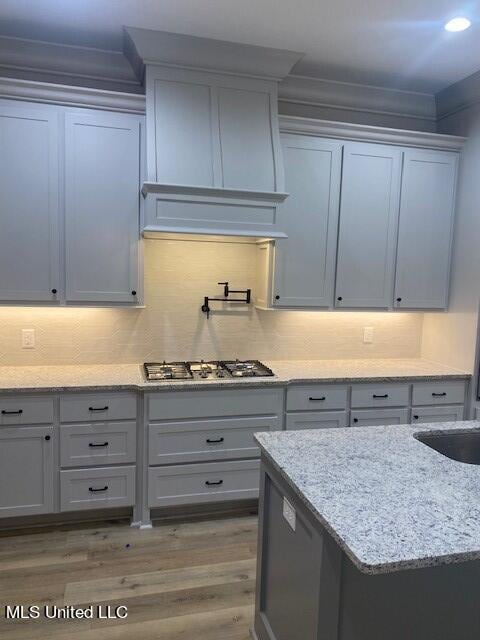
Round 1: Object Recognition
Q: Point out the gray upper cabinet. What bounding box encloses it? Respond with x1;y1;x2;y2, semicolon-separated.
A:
0;426;54;517
0;100;60;303
394;150;458;309
272;134;342;307
65;110;142;304
335;142;402;308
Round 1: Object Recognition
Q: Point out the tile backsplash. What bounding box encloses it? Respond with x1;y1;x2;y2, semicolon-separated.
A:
0;239;423;365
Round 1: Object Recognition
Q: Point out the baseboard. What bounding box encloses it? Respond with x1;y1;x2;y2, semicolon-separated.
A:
0;507;132;534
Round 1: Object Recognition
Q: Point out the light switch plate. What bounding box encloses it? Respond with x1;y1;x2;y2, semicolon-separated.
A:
21;328;35;349
363;326;374;344
283;497;296;532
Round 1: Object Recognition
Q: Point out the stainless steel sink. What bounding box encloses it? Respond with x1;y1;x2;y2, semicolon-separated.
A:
415;431;480;465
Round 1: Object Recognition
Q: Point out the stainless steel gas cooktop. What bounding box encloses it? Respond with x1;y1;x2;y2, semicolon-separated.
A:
144;359;274;381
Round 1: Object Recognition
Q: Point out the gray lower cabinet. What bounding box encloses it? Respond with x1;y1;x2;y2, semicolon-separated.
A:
334;142;402;309
286;384;348;412
65;110;143;304
59;391;138;513
412;381;466;406
0;100;61;303
286;411;348;430
60;421;137;467
351;408;409;427
394;150;458;309
60;466;136;511
149;415;280;465
146;388;283;510
412;406;464;423
148;460;260;507
255;464;339;640
271;134;342;308
254;457;480;640
351;383;409;408
0;426;54;517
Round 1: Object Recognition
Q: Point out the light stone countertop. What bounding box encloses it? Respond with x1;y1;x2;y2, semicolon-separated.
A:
0;358;469;393
255;421;480;575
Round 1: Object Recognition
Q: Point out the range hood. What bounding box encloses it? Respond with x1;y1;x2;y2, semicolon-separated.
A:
125;28;303;239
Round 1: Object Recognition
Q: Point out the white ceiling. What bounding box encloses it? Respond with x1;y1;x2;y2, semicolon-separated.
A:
0;0;478;93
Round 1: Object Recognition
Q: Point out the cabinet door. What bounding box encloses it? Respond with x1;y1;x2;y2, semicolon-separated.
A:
0;101;60;302
412;406;464;424
272;135;342;307
335;142;402;308
394;150;458;309
0;426;54;517
65;110;142;303
351;408;409;427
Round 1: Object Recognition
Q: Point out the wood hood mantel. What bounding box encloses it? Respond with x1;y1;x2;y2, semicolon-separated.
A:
125;27;303;239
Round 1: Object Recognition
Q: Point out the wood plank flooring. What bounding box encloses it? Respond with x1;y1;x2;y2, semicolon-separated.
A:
0;515;258;639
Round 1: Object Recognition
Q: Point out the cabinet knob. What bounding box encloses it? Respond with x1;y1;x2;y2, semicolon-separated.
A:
51;289;57;295
275;295;280;300
353;418;358;423
396;297;402;302
45;435;51;441
131;290;137;296
413;415;419;420
337;296;343;301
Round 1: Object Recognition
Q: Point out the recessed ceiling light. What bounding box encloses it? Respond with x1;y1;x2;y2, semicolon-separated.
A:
444;16;471;32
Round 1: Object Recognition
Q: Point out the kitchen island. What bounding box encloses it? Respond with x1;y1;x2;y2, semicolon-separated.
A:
253;421;480;640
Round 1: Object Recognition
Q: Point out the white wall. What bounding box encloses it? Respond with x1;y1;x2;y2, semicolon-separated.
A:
421;104;480;373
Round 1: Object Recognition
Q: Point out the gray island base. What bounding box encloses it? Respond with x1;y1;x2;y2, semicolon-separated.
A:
252;423;480;640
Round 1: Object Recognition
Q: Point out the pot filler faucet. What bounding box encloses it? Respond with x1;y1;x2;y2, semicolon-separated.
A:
201;282;251;319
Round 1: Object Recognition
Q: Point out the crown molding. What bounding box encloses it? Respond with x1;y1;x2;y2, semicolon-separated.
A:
0;77;146;113
279;74;437;123
0;34;141;93
436;70;480;121
124;27;304;81
279;115;466;151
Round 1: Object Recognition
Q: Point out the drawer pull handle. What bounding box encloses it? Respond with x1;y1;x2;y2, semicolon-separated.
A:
205;480;223;486
88;442;109;448
353;418;359;423
206;437;224;444
413;415;419;420
432;392;447;397
89;486;109;493
309;397;326;402
1;409;23;415
89;406;109;412
373;394;389;399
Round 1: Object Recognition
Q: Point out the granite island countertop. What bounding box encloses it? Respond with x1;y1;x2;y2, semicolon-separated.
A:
255;421;480;575
0;358;470;393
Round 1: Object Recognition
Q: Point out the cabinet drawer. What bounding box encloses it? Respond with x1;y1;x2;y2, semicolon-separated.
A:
0;396;54;425
412;406;464;424
351;384;409;408
148;460;260;507
351;408;409;427
60;421;136;468
149;416;280;465
60;393;137;423
286;385;347;412
286;411;348;430
60;466;135;511
147;388;283;421
412;381;466;406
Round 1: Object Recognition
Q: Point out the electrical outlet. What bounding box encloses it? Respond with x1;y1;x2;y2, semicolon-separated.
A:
363;326;374;344
282;497;296;532
21;329;35;349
